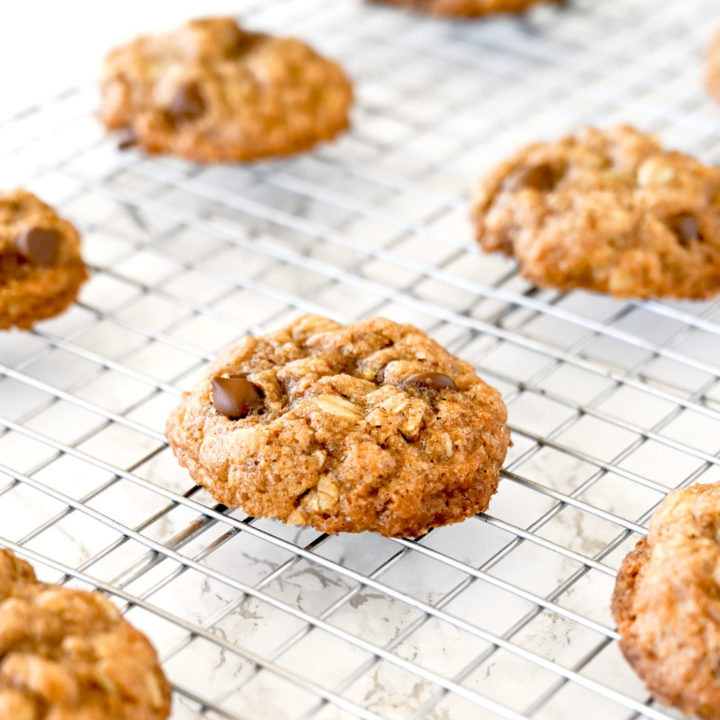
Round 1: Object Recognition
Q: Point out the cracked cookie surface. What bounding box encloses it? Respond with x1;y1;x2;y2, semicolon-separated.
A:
612;482;720;720
0;190;87;330
165;315;510;537
472;125;720;299
0;549;171;719
99;17;353;163
369;0;563;18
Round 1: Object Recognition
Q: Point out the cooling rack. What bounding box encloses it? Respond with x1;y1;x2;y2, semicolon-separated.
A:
2;0;720;717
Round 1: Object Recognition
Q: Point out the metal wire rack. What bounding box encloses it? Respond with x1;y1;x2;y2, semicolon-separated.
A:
2;0;720;717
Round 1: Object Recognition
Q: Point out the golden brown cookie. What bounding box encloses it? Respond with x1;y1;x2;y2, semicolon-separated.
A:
99;17;353;163
612;482;720;720
369;0;563;18
0;548;171;719
0;190;88;330
472;125;720;299
165;315;510;537
707;31;720;103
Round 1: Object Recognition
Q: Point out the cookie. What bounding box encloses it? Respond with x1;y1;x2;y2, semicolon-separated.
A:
707;31;720;103
165;315;510;538
0;190;88;330
472;125;720;299
369;0;563;18
0;548;171;719
612;482;720;720
99;17;353;163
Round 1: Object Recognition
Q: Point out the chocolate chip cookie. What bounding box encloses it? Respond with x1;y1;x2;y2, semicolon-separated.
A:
612;482;720;720
369;0;563;18
707;31;720;103
0;548;171;719
99;17;353;163
165;315;510;538
0;190;88;330
472;125;720;299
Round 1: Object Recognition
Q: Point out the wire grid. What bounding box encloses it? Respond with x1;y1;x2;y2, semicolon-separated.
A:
2;0;720;717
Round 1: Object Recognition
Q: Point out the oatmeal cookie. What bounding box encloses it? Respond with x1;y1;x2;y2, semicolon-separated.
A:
612;482;720;720
369;0;563;18
472;125;720;299
99;17;353;163
0;548;171;719
707;31;720;103
0;190;87;330
165;315;510;537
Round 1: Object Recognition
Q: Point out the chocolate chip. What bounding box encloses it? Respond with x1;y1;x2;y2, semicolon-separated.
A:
402;372;457;391
666;213;701;247
375;367;386;384
118;130;137;150
166;82;206;123
233;31;264;56
16;228;62;267
507;162;562;192
211;376;264;419
0;253;27;274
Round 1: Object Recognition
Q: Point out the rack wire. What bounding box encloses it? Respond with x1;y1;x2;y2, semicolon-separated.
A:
1;0;720;717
